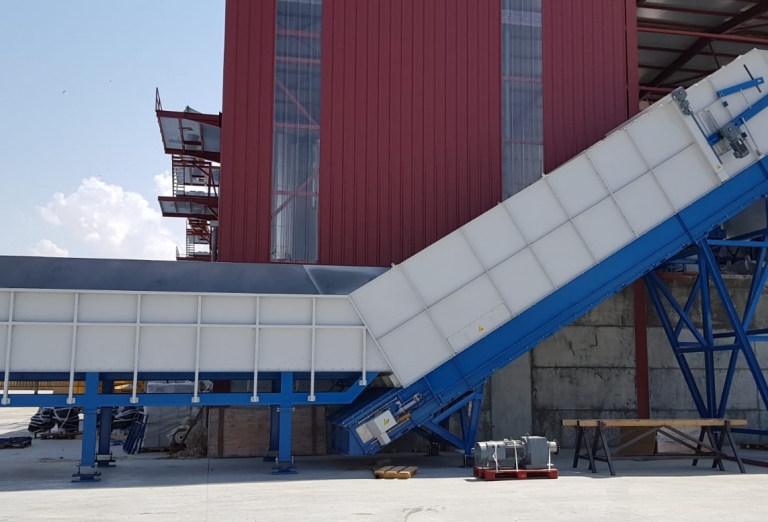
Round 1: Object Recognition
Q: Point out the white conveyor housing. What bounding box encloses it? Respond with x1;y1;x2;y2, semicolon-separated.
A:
0;290;389;398
349;49;768;388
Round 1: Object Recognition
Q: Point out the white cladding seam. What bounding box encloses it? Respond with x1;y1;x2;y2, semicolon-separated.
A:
0;289;390;405
350;50;768;387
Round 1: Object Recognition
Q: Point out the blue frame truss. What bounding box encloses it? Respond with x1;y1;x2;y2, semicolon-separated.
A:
2;371;378;481
412;386;485;463
647;233;768;437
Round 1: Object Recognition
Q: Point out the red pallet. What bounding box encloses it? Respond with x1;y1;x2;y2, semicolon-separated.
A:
473;466;558;481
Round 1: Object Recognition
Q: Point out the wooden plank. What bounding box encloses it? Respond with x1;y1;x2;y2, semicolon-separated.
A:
374;465;418;479
562;419;747;428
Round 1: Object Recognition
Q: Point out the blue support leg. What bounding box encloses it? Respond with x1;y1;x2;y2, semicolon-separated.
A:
462;392;485;467
97;380;115;468
700;243;768;415
698;255;717;417
72;372;101;482
272;372;296;474
645;274;708;417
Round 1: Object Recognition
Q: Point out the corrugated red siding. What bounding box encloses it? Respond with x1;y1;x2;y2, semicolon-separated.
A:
542;0;637;172
218;0;276;263
319;0;503;267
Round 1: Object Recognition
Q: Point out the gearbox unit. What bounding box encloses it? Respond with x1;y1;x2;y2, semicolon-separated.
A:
474;435;559;470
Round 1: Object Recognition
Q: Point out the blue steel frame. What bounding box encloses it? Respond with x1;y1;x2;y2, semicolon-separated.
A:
1;371;377;480
646;227;768;437
411;386;485;462
331;157;768;456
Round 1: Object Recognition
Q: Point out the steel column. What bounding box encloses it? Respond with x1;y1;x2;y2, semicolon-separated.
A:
274;372;296;474
73;372;100;482
649;236;768;437
699;242;768;416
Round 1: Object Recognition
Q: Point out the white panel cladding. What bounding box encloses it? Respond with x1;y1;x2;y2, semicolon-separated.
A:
0;292;10;322
462;205;528;269
76;326;135;372
447;304;511;353
378;312;454;386
532;222;595;288
573;198;637;262
614;172;677;234
349;267;424;339
547;155;609;217
259;329;312;371
78;294;137;323
505;181;569;243
316;329;366;371
260;296;312;325
141;295;197;324
429;275;506;341
490;248;555;315
364;331;389;370
14;292;74;322
11;326;71;371
199;328;255;371
201;295;257;325
401;230;485;307
139;326;196;372
653;145;720;210
589;131;649;193
628;104;694;168
0;289;391;377
316;298;362;326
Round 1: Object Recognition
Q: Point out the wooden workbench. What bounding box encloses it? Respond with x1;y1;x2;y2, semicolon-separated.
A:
562;418;748;476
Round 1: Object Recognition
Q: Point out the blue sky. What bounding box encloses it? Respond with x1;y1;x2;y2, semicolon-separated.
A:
0;1;224;259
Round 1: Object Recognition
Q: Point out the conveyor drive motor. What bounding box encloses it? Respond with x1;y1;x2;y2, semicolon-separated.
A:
474;436;559;470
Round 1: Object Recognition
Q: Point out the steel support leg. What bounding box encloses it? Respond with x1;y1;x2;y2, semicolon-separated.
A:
462;394;484;467
700;243;768;416
73;373;101;482
272;372;296;474
97;380;115;468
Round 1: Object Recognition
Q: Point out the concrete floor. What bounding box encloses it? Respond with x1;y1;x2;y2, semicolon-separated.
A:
0;408;767;521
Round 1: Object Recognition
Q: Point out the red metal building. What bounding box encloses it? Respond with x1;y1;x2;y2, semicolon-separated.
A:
212;0;640;266
155;0;768;268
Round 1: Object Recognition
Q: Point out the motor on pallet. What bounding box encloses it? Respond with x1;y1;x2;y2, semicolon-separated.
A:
474;435;559;470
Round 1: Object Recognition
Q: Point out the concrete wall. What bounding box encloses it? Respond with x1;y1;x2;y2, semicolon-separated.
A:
484;275;768;448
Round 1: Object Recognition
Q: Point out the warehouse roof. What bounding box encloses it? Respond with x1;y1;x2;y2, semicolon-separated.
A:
638;0;768;101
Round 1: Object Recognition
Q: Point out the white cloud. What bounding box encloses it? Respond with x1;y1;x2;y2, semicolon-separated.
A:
36;176;184;260
154;171;172;197
30;239;69;257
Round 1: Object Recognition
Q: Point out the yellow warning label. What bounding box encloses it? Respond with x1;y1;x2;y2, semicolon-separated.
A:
478;326;484;332
384;419;390;425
